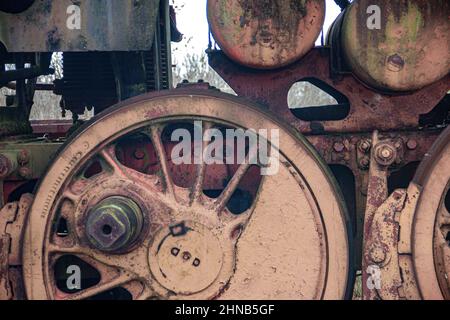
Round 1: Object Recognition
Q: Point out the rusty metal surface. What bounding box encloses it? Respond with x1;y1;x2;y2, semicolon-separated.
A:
208;49;449;134
361;131;389;299
0;202;16;300
359;127;450;300
341;0;450;91
361;183;423;300
0;194;31;299
21;89;351;300
364;189;406;300
308;130;442;270
0;139;62;182
434;188;450;299
0;0;160;52
360;132;425;300
207;0;325;69
30;120;72;136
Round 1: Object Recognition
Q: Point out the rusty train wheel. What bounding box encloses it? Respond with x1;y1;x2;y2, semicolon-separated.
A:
412;126;450;299
22;90;351;300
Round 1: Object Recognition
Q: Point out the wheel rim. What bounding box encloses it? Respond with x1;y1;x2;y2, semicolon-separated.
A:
412;126;450;299
23;90;351;300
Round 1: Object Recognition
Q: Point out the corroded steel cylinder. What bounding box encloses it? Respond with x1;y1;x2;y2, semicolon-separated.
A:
207;0;325;69
340;0;450;91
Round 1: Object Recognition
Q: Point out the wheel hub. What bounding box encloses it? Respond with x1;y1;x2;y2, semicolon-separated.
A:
149;221;225;295
86;196;143;252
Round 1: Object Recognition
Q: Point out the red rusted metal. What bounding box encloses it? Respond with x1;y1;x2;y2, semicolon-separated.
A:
209;48;449;134
30;120;72;136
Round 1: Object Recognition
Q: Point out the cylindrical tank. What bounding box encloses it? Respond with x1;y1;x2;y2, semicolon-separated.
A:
340;0;450;92
207;0;325;69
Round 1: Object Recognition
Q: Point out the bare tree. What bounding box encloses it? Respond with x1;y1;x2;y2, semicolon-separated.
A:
288;81;338;109
172;52;235;94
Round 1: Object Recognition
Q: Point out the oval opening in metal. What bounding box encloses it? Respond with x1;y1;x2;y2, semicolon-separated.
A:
287;78;350;121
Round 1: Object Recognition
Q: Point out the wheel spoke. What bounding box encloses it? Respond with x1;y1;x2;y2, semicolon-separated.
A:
135;285;160;300
99;144;126;178
63;272;135;300
213;142;258;213
47;243;148;276
147;125;176;199
62;189;81;202
438;205;450;226
191;121;213;205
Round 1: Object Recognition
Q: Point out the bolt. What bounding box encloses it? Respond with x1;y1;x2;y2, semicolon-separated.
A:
406;139;418;150
193;258;201;267
387;54;405;72
369;246;387;264
333;142;345;153
374;143;397;166
133;149;145;160
171;247;180;257
17;150;29;165
359;157;370;169
182;251;192;261
18;166;32;179
86;196;143;252
380;148;392;159
359;140;371;154
0;154;12;179
88;211;127;249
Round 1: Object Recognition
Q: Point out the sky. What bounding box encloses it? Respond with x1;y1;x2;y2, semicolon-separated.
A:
171;0;342;64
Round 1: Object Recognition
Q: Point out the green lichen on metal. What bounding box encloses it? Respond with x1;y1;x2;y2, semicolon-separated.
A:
381;2;425;84
342;0;449;91
0;140;62;180
0;109;32;138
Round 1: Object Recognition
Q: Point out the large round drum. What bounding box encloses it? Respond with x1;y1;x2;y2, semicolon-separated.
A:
341;0;450;91
207;0;325;69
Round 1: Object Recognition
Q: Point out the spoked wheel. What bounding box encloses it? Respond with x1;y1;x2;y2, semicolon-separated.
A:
23;90;352;300
412;126;450;300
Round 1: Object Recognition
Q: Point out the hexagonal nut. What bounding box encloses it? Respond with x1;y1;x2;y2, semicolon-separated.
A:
18;166;32;179
358;139;372;154
86;210;129;250
17;150;30;165
369;245;387;264
374;143;397;166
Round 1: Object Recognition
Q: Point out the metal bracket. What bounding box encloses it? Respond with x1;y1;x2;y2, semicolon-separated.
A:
362;131;421;299
0;194;32;300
